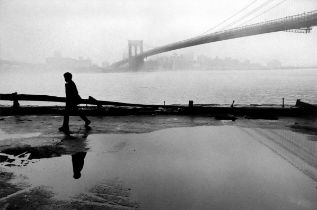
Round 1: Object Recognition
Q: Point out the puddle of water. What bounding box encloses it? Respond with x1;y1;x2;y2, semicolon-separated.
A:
5;126;317;209
0;129;41;141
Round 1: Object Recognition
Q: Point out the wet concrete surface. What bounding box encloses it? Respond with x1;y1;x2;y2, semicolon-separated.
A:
0;115;317;209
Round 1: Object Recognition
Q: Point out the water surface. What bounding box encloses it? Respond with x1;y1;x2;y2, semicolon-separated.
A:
5;126;317;209
1;68;316;105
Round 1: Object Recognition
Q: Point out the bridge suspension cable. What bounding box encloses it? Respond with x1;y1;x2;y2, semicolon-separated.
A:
201;0;259;35
219;0;275;30
237;0;289;27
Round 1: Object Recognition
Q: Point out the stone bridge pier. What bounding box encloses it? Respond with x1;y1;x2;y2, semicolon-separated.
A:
128;40;144;70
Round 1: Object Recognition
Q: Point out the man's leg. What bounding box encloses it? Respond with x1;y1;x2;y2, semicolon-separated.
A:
63;113;70;128
74;105;91;127
60;105;70;132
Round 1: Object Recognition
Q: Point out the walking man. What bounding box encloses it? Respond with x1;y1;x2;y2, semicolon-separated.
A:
59;72;90;134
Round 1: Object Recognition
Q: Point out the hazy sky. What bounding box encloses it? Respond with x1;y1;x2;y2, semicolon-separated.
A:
1;0;317;66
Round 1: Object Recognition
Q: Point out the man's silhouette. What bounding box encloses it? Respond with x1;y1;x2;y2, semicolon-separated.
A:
59;72;90;134
72;152;87;179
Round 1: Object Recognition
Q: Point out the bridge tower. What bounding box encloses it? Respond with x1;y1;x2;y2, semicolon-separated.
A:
128;40;144;70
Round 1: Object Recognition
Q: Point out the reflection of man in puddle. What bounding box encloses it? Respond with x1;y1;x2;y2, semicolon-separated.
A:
72;152;87;179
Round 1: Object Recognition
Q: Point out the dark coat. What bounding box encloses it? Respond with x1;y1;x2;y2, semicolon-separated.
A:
65;80;81;105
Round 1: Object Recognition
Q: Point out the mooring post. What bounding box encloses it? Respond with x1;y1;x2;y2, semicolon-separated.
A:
164;101;165;107
282;98;284;108
12;92;20;109
189;100;193;108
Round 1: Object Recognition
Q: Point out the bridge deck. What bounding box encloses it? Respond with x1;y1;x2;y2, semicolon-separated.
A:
112;10;317;67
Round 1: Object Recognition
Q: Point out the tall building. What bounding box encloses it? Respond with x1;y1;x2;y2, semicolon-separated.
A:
46;52;92;69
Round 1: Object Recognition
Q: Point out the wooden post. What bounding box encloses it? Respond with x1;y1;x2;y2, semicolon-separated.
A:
282;98;284;108
231;100;235;108
12;92;20;109
189;100;193;108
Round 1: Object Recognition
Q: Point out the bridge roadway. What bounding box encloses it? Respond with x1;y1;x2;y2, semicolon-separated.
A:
112;10;317;67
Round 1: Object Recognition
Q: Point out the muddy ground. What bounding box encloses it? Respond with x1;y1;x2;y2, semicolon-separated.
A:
0;115;317;209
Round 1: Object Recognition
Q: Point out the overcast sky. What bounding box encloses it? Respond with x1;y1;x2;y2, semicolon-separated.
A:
0;0;317;66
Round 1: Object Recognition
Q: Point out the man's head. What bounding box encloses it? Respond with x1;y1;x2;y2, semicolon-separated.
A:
63;72;72;82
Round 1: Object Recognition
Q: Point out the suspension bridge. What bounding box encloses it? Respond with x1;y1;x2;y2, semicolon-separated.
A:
111;10;317;70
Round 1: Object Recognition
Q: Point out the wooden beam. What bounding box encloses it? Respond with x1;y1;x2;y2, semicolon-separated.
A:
0;93;178;108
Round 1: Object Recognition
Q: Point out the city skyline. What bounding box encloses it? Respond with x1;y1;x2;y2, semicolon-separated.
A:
4;50;317;72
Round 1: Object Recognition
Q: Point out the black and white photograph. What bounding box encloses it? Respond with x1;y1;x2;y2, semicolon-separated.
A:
0;0;317;209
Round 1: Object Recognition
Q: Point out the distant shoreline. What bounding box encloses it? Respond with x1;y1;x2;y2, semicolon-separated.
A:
2;65;317;74
1;59;317;73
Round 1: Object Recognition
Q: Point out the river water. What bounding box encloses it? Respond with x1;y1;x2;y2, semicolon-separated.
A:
0;68;316;105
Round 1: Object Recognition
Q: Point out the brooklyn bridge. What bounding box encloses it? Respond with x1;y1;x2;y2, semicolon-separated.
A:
112;10;317;70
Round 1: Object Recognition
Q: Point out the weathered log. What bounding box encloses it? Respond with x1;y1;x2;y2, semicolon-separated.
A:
0;93;178;108
295;99;317;110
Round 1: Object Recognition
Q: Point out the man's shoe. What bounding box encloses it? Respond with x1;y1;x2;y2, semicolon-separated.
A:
59;126;69;131
85;120;91;128
59;126;70;134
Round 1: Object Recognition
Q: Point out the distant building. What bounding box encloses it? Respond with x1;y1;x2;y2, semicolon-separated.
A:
46;53;92;69
267;59;282;69
102;61;109;68
145;53;268;70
